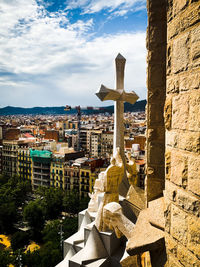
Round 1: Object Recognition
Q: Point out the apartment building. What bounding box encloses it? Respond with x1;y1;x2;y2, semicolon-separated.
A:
90;130;102;158
2;140;28;177
50;154;65;189
101;131;113;158
17;148;32;181
79;158;105;197
30;149;52;190
0;145;2;174
64;164;80;192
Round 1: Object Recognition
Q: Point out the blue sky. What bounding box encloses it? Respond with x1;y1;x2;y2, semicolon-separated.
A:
0;0;147;108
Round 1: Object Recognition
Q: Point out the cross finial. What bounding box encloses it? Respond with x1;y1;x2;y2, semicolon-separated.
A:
95;54;139;195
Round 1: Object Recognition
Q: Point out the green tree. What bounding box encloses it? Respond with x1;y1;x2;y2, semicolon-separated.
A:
39;241;62;267
42;220;60;248
23;242;62;267
22;250;41;267
0;175;32;233
42;188;63;220
23;200;45;235
0;250;14;267
11;231;30;251
63;190;80;214
63;217;78;239
0;201;18;233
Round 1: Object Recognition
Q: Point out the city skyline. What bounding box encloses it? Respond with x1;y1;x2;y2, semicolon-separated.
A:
0;0;147;108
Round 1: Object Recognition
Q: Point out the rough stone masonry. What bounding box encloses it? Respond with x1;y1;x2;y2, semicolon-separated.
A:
146;0;200;266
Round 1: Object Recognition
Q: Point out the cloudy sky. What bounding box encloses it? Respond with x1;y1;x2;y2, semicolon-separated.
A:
0;0;147;108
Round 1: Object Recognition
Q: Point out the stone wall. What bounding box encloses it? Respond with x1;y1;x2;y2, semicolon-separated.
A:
146;0;200;265
164;0;200;265
146;0;167;203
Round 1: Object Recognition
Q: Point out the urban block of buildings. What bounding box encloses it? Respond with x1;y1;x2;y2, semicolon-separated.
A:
0;111;146;198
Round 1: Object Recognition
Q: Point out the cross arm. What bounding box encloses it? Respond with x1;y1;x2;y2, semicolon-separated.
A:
96;84;139;104
121;90;139;104
96;85;121;102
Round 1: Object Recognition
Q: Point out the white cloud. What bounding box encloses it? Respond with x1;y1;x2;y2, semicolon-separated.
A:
0;0;146;108
65;0;146;16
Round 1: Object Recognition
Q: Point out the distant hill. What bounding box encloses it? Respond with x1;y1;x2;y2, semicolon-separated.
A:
104;100;147;113
0;100;146;115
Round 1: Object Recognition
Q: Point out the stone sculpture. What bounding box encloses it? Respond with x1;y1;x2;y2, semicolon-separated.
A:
126;152;138;186
56;54;140;267
103;202;135;239
95;148;124;232
88;171;104;212
96;53;139;196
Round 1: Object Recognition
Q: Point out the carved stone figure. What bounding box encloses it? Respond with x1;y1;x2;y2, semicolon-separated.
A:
126;151;138;186
95;148;124;232
103;202;135;239
88;171;104;212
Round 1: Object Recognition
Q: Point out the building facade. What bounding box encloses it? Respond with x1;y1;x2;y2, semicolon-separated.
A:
90;131;102;158
17;148;32;181
2;140;28;177
64;165;80;192
50;154;65;189
30;149;52;190
101;131;113;158
0;145;2;174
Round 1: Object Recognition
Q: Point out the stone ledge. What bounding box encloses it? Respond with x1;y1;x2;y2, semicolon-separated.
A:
126;197;165;256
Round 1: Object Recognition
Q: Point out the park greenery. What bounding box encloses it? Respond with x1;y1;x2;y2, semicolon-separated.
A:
0;174;89;267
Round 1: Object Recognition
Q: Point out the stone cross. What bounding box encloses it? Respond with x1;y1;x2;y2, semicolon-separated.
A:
96;53;139;195
96;53;138;157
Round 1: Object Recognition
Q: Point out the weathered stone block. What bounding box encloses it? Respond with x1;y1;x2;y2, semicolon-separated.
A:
148;103;164;125
167;0;173;22
148;23;166;46
167;18;180;40
147;1;166;12
173;0;188;16
191;24;200;43
163;193;171;234
191;42;200;67
168;3;200;40
167;45;172;75
148;88;166;103
165;233;177;257
177;243;200;266
189;91;200;131
176;188;200;216
165;150;171;180
166;77;179;94
120;255;141;267
146;164;165;181
171;204;188;245
188;156;200;196
148;64;166;89
148;46;167;63
191;24;200;67
179;72;200;91
178;130;200;154
188;216;200;258
164;97;172;130
172;93;189;130
166;130;178;148
147;127;165;142
167;254;183;267
165;180;177;202
170;151;188;186
146;178;164;203
148;142;165;165
172;32;190;73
